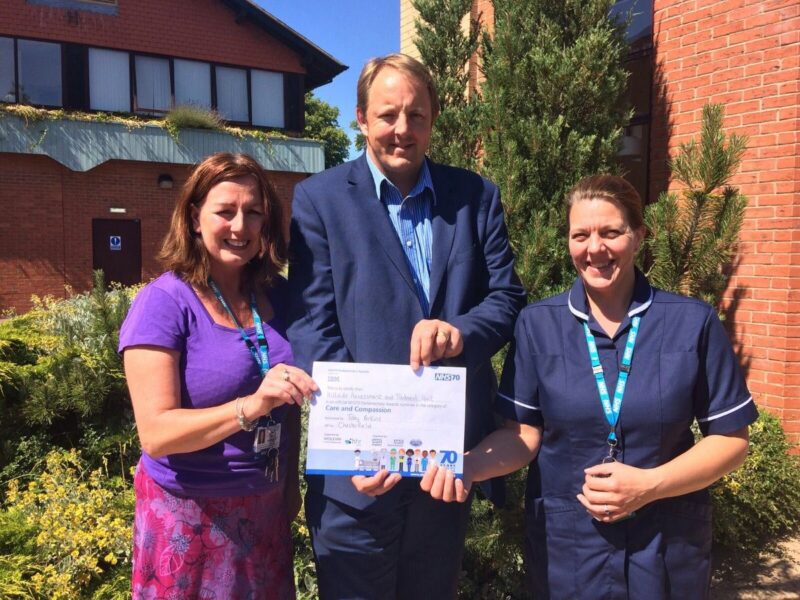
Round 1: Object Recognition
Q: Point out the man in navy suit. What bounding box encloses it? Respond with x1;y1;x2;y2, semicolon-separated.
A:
286;53;525;600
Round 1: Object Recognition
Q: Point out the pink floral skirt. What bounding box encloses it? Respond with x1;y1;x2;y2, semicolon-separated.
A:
131;464;295;600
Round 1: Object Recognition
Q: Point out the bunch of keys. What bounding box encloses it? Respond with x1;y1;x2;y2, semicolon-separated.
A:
254;416;281;482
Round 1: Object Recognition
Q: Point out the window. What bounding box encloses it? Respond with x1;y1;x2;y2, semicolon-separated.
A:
135;55;171;114
0;37;14;102
610;0;652;46
174;59;211;109
251;70;284;128
216;66;248;122
89;48;130;112
17;39;61;106
1;36;296;129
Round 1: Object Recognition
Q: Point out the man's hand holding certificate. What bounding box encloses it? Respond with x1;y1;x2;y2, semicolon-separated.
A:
306;362;466;478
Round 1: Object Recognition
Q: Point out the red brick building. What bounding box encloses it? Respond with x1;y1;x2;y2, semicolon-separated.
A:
650;0;799;444
401;0;800;443
0;0;345;312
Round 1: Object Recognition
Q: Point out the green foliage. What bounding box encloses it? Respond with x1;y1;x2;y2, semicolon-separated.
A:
459;471;528;599
292;512;318;600
481;0;631;300
0;271;138;481
304;93;351;168
642;104;748;307
350;118;366;153
1;449;133;599
413;0;481;169
292;404;318;599
710;412;800;554
0;434;52;486
0;556;41;599
18;273;131;428
0;102;290;149
164;104;223;139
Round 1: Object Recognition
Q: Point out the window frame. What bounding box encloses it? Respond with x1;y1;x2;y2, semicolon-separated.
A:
250;68;286;129
131;51;174;116
0;36;17;104
11;37;65;109
211;62;252;126
88;46;131;113
173;57;213;111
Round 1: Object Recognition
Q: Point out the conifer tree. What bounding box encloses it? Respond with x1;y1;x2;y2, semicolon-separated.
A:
481;0;631;299
413;0;481;170
642;103;747;307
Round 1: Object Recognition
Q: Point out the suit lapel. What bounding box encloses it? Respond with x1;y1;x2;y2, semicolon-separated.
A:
347;156;417;295
428;161;457;310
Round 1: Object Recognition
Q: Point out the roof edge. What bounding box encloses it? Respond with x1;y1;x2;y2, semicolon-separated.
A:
223;0;347;90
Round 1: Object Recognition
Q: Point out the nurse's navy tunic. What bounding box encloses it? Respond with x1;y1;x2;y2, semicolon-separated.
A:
497;272;757;599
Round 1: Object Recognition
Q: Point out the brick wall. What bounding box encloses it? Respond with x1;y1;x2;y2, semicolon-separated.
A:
651;0;800;444
0;154;305;313
0;0;303;72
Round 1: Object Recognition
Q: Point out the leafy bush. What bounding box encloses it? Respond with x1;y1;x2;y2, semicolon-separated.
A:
710;411;800;553
0;272;138;483
1;449;133;599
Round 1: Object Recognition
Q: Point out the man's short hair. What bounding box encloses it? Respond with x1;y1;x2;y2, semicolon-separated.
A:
356;53;440;120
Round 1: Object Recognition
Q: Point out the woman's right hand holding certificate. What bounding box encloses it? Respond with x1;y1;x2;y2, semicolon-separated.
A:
246;364;317;418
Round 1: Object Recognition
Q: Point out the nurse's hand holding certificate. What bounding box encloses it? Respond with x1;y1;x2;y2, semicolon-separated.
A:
306;361;466;481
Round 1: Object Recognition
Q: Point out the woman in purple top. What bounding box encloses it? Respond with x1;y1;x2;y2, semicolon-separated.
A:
119;153;316;600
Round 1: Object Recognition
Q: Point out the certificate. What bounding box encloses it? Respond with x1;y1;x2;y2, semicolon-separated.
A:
306;361;466;478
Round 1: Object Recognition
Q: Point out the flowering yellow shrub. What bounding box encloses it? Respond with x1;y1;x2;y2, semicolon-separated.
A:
5;449;133;599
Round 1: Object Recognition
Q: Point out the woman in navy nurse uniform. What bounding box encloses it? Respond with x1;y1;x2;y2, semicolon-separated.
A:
422;175;757;599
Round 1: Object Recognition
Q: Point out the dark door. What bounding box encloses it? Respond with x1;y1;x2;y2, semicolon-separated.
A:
92;219;142;287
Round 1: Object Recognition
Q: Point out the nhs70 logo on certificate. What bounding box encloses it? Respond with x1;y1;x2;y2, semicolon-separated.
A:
434;372;461;382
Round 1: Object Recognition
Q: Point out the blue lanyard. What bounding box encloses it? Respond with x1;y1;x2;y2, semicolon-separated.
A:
208;279;270;377
582;315;641;445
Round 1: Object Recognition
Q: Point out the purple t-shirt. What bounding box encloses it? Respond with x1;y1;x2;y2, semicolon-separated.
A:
119;271;294;497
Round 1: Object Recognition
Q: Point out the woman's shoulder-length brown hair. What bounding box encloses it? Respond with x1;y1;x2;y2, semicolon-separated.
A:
158;152;287;290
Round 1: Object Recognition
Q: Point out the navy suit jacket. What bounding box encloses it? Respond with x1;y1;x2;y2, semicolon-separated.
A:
286;154;526;511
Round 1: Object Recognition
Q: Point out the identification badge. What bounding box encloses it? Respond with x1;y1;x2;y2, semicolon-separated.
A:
254;418;281;482
254;421;281;454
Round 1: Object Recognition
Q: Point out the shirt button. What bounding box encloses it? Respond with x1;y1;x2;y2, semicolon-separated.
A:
406;239;413;248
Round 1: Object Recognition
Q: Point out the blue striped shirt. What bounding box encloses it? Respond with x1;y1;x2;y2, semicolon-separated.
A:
365;153;435;316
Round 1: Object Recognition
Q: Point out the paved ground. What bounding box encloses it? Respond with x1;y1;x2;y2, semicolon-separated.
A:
710;537;800;599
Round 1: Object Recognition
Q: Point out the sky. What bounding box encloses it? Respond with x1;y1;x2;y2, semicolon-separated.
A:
256;1;401;157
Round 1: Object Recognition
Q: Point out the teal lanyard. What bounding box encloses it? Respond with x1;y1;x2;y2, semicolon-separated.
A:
208;279;270;377
582;315;641;446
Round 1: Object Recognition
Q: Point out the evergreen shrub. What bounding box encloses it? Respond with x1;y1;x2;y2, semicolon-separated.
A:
0;272;138;483
481;0;631;300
